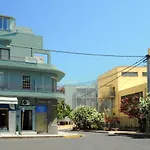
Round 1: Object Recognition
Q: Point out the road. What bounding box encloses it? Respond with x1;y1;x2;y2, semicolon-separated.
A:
0;132;150;150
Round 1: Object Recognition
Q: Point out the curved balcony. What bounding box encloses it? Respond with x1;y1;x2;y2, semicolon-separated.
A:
0;55;65;81
0;83;65;100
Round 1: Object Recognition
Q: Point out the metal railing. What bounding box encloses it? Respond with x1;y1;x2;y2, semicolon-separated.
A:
0;55;38;64
0;83;65;94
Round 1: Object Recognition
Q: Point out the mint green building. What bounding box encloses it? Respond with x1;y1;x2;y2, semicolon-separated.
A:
0;15;65;135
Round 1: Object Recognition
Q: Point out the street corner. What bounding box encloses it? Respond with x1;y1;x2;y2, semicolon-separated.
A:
63;134;85;139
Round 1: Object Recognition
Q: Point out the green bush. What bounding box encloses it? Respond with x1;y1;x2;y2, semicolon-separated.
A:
70;105;104;130
57;100;72;119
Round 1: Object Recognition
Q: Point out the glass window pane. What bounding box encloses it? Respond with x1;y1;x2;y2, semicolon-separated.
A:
142;72;147;76
121;72;138;77
7;19;10;30
1;49;9;60
0;18;2;29
0;72;4;87
3;18;7;30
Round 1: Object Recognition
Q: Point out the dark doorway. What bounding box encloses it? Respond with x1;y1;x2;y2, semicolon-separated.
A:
21;110;32;130
0;109;8;130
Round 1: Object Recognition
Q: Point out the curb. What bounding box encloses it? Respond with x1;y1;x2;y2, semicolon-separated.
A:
0;136;64;139
78;130;108;133
63;134;84;139
0;134;84;139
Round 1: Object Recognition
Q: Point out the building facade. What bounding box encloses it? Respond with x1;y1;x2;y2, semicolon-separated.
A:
0;15;65;135
64;85;98;110
98;66;147;127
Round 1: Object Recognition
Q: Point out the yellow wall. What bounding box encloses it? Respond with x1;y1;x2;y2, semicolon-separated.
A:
117;67;147;91
98;66;147;127
98;67;118;99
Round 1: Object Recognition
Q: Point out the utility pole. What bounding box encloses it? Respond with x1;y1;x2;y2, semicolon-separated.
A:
147;51;150;94
146;51;150;134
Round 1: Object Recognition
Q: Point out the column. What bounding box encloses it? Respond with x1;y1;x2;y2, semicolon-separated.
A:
9;111;16;134
32;108;36;131
47;99;58;134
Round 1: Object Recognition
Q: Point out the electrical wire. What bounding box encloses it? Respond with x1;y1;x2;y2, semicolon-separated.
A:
79;57;147;98
98;56;147;80
9;44;144;58
59;56;146;87
118;64;144;90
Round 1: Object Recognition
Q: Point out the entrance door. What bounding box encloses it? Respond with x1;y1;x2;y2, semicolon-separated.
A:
36;113;47;133
21;110;32;130
0;109;8;130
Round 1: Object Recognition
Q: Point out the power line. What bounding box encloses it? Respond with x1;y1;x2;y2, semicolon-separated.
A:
9;44;144;58
79;57;147;98
118;63;144;89
58;57;146;87
102;62;146;109
98;56;147;80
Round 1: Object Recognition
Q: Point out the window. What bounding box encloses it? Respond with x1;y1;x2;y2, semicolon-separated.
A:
0;72;4;87
111;99;115;108
121;72;138;77
3;18;7;30
0;17;10;30
22;75;31;89
0;18;2;29
142;72;147;77
52;77;57;92
0;49;10;60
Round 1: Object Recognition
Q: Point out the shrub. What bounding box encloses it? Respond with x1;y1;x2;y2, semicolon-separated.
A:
70;105;104;130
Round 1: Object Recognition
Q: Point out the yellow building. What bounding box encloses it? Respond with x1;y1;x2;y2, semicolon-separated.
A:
98;66;147;127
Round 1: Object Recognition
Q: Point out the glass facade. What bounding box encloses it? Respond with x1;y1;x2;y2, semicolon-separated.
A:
0;17;10;30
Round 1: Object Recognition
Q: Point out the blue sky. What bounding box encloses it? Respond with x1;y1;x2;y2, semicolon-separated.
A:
1;0;150;84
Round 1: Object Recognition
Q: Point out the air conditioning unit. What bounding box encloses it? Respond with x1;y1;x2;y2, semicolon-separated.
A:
22;100;30;106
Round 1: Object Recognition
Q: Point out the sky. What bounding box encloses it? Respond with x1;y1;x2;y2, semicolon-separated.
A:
1;0;150;84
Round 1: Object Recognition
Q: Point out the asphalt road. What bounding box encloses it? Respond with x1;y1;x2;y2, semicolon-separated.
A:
0;132;150;150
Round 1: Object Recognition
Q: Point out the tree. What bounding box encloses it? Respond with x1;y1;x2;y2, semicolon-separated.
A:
70;105;104;130
120;96;146;132
140;95;150;133
120;96;140;119
57;100;72;119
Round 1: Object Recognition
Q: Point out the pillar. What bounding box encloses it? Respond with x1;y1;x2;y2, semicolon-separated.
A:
47;99;58;134
9;111;16;134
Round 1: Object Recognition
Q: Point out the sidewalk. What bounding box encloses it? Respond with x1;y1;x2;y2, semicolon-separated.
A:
0;131;83;139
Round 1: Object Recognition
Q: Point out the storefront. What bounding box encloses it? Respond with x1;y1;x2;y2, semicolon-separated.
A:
0;97;18;134
16;98;58;134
